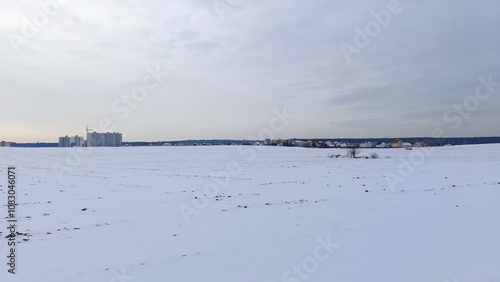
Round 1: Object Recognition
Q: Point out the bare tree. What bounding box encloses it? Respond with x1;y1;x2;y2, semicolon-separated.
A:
347;147;361;158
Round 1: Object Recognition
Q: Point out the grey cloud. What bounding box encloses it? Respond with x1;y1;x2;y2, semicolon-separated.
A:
1;0;500;142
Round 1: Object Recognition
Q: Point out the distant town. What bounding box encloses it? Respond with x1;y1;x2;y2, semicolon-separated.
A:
2;132;500;149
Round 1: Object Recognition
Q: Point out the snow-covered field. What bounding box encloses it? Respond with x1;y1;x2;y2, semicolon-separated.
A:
1;145;499;282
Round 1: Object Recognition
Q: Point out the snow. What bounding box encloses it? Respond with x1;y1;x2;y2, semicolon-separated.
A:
0;145;499;282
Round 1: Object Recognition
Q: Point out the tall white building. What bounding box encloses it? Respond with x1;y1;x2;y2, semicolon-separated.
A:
87;132;122;147
59;135;84;147
0;141;11;147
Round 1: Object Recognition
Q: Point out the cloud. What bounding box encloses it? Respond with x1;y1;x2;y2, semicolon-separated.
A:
1;0;499;142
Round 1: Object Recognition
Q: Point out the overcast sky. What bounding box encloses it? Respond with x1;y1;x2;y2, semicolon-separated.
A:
1;0;499;142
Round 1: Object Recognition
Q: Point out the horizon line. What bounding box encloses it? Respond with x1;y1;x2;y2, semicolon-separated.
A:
4;135;500;144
